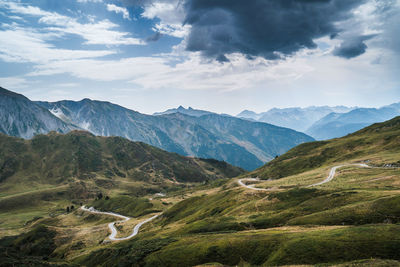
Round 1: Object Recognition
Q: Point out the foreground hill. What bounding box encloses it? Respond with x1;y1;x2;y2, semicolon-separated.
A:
306;104;400;140
0;87;73;138
36;97;313;170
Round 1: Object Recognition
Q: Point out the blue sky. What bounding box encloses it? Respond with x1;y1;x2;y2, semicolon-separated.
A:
0;0;399;115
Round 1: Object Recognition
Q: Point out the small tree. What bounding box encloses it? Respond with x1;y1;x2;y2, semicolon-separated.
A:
105;196;110;200
70;205;74;210
97;192;103;200
66;206;70;212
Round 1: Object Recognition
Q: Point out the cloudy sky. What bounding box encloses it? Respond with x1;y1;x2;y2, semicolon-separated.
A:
0;0;399;115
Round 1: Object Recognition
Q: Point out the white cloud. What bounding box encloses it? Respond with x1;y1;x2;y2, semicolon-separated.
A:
141;1;189;38
0;24;115;64
0;1;143;45
0;76;28;89
107;4;130;20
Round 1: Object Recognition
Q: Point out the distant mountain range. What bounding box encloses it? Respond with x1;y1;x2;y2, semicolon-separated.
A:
0;87;313;170
237;104;400;140
305;104;400;140
237;106;356;132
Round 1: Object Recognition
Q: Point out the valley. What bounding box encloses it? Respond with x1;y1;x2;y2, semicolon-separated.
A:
1;116;400;266
0;1;399;266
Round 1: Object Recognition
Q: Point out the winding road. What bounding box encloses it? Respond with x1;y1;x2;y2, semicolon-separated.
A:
238;163;372;191
80;206;160;241
237;178;271;191
308;163;370;187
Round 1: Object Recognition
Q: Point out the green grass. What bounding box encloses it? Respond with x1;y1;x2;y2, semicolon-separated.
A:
251;116;400;180
139;224;400;266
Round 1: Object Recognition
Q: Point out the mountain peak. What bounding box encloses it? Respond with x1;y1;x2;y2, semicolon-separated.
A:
0;87;26;99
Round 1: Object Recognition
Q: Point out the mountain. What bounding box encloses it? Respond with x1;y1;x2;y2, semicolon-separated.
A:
35;98;314;170
0;87;74;139
0;130;244;188
237;106;356;132
3;116;400;266
236;110;261;121
306;104;400;140
252;115;400;179
153;106;214;117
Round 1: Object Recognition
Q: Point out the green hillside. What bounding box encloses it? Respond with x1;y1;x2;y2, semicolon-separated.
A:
251;116;400;179
0;131;243;231
1;117;400;266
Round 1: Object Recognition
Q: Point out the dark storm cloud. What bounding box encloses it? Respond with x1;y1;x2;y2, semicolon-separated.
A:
333;35;375;59
183;0;366;62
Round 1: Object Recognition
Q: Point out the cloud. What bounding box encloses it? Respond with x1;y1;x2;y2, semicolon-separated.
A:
333;35;375;59
146;32;162;42
182;0;367;62
141;1;190;38
0;1;143;45
0;76;28;89
106;4;130;20
0;24;114;64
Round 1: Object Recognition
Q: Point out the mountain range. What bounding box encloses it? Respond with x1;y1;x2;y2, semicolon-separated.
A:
305;104;400;140
237;106;355;132
237;104;400;140
0;87;313;170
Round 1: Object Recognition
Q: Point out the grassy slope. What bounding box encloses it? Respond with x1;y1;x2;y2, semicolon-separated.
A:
75;116;400;266
250;116;400;179
0;131;244;232
2;117;400;266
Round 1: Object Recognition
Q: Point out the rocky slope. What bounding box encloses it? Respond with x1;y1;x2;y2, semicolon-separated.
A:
0;87;73;139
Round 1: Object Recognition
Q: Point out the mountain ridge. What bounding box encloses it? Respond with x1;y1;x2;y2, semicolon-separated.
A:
0;87;313;170
34;97;314;170
306;105;400;140
0;87;75;139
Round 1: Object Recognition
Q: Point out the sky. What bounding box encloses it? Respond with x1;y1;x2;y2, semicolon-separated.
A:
0;0;399;115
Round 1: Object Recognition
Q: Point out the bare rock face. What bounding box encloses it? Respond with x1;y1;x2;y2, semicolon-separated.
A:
0;87;74;139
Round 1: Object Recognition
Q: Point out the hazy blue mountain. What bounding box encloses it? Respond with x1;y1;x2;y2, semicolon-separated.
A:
306;105;400;140
236;110;261;121
36;99;313;170
237;106;355;132
0;87;74;139
153;106;214;117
